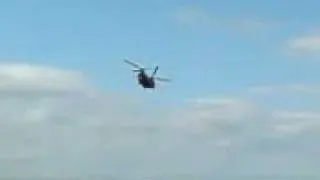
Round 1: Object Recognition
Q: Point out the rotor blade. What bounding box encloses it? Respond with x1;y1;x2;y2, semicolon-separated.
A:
132;68;152;72
155;77;171;82
124;59;141;69
151;66;159;77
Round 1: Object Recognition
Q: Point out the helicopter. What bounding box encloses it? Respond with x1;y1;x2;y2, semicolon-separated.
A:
124;59;171;89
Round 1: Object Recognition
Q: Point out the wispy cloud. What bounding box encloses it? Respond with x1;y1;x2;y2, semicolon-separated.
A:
172;5;270;33
286;33;320;56
272;110;320;137
172;6;212;27
249;83;320;94
287;34;320;54
0;62;319;178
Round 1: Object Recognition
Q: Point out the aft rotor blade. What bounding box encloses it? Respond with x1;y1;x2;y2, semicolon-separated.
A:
151;66;159;77
124;59;141;69
155;77;171;82
132;68;152;72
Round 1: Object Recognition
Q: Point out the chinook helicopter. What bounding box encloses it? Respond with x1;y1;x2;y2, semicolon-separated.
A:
124;59;171;89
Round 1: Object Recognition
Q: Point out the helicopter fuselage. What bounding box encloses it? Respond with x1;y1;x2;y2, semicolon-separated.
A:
138;72;155;88
124;59;169;89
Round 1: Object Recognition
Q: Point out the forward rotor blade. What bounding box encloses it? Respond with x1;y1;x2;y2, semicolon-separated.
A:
155;77;171;82
124;59;141;69
151;66;159;77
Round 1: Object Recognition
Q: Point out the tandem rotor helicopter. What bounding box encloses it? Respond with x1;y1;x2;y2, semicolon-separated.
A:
124;59;171;89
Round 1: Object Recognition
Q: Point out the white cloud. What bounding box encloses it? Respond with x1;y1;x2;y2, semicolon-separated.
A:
188;97;257;121
0;62;319;179
0;63;87;95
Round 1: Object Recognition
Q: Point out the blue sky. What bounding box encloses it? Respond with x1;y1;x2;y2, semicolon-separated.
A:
0;0;319;103
0;1;320;178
